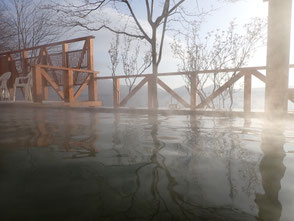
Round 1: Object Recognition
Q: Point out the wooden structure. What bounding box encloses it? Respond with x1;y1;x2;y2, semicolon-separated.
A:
265;0;292;117
0;36;101;105
97;65;294;113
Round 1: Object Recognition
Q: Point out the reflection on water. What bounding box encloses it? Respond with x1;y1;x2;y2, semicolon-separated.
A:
256;122;286;221
0;107;294;220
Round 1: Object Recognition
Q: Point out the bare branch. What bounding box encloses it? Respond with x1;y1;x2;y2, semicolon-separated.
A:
122;0;152;43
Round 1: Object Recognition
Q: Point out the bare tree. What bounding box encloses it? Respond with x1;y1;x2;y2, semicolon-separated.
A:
108;34;151;93
108;33;120;78
1;0;60;51
0;3;15;52
120;36;151;92
47;0;197;108
172;18;266;110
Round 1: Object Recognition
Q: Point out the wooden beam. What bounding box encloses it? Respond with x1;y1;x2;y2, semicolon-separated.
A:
148;77;153;108
87;38;98;101
0;36;95;56
63;69;74;103
10;49;85;63
37;48;45;64
31;64;99;73
62;43;72;102
73;74;91;101
62;43;69;68
95;66;270;80
33;65;43;103
60;101;103;107
197;72;244;108
190;74;198;109
157;78;190;108
252;70;266;83
43;47;60;84
40;69;64;99
77;41;86;68
41;48;49;100
120;77;149;106
21;50;28;75
74;41;87;83
265;0;292;116
244;72;252;114
113;77;120;108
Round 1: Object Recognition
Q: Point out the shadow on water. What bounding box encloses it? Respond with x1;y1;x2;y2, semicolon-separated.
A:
0;108;292;221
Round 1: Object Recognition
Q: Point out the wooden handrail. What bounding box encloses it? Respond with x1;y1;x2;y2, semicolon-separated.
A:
10;49;85;62
0;36;95;56
33;64;99;74
96;64;294;80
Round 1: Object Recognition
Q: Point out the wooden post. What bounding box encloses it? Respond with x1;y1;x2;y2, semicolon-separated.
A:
190;74;198;109
62;43;68;68
265;0;292;118
113;77;120;108
87;38;98;101
64;69;74;103
33;65;43;103
22;50;28;75
244;72;252;114
41;49;48;100
148;76;153;109
62;43;69;102
8;54;19;99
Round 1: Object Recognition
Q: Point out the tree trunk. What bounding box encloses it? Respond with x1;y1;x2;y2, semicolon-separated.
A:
151;62;158;109
151;29;158;109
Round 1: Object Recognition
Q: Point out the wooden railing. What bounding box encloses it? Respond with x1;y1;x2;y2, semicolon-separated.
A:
0;36;97;101
96;65;294;112
32;64;100;104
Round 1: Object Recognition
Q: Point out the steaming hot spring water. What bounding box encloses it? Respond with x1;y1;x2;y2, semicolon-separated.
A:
0;106;294;221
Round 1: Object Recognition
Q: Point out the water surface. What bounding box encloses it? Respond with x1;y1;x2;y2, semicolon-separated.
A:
0;107;294;221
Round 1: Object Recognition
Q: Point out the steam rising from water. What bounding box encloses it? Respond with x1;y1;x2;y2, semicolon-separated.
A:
0;107;294;220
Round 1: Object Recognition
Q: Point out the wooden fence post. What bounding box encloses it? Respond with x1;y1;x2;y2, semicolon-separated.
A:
148;76;153;109
41;48;49;100
64;69;74;103
87;38;98;101
190;73;198;109
244;72;252;114
62;43;70;103
113;77;120;108
22;50;28;75
33;65;43;103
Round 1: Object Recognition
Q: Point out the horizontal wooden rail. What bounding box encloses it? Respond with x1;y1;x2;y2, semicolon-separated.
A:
0;36;95;56
96;64;294;80
32;64;99;74
10;49;85;63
